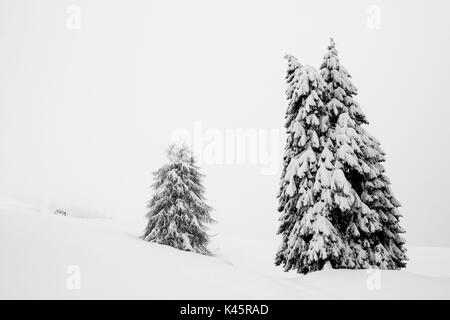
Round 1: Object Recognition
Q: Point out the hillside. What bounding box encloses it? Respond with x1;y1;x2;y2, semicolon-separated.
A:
1;197;449;299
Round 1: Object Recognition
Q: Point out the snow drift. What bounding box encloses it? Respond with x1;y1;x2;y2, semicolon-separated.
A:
0;197;449;299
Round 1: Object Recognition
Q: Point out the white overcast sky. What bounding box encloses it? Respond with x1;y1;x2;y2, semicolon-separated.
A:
1;0;449;246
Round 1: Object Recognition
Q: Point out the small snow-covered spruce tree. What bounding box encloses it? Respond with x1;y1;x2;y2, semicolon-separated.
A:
319;38;406;269
276;57;348;274
142;143;214;255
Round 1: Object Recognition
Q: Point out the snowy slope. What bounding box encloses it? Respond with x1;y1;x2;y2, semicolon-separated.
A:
1;198;449;299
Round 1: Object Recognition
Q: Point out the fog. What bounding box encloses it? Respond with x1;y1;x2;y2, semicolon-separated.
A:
1;0;449;245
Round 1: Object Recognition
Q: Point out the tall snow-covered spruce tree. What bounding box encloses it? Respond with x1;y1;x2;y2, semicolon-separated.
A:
319;38;406;269
277;39;406;274
142;143;214;255
276;57;350;274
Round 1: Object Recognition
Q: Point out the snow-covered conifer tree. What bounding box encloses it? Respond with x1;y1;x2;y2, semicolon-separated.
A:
359;130;407;268
142;143;214;255
319;38;407;269
276;58;349;273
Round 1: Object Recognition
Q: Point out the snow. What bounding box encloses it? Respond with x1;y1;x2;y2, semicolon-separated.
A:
1;197;449;299
284;148;316;183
